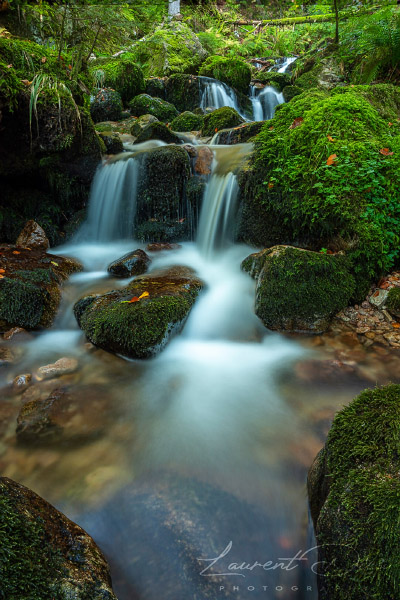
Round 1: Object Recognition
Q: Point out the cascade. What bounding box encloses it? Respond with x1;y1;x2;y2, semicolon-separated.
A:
198;76;248;119
250;84;284;121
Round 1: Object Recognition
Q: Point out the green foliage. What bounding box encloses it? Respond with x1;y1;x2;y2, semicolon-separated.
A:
92;53;145;104
386;287;400;313
315;384;400;599
129;93;178;122
199;55;251;94
243;86;400;293
201;106;244;137
170;111;204;132
0;59;22;111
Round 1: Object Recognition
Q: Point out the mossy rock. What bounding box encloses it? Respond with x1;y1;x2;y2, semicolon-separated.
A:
308;384;400;599
253;71;291;92
201;106;244;137
136;220;189;243
213;121;263;145
129;94;178;122
242;246;355;334
0;58;23;111
386;287;400;318
199;56;251;95
90;88;123;123
170;111;203;132
239;85;400;296
145;77;165;99
0;246;82;331
135;121;181;144
0;476;117;599
98;132;123;154
130;114;159;137
295;58;345;92
165;74;201;112
74;267;203;358
91;53;145;103
129;21;207;77
282;85;302;102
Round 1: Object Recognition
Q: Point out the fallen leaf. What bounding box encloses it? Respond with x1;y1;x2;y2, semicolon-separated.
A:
12;250;20;255
389;122;393;127
21;79;32;86
0;274;4;279
268;182;274;189
0;269;5;273
51;261;59;266
269;126;274;131
138;291;149;300
289;117;304;130
6;64;12;68
392;323;400;329
215;128;218;132
380;148;393;156
327;135;335;142
326;154;337;166
41;57;47;63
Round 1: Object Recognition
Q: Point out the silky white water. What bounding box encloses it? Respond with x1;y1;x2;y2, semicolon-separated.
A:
199;75;248;119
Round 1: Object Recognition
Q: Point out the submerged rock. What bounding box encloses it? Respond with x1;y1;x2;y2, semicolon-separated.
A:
308;384;400;599
107;249;151;278
146;242;181;252
0;476;118;598
12;373;32;394
16;220;50;250
242;245;355;334
0;246;82;331
74;266;203;359
36;357;79;380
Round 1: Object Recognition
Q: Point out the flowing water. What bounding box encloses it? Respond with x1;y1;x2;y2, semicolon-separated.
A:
250;56;296;121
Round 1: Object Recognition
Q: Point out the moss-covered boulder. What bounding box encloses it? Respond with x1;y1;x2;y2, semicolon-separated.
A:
212;121;263;145
135;121;181;144
74;266;203;358
242;246;355;333
386;287;400;318
282;85;302;102
0;476;117;599
165;74;201;112
308;384;400;599
170;111;203;132
199;56;251;95
98;131;123;154
201;106;244;137
130;21;207;77
253;71;291;92
0;245;82;331
239;85;400;298
145;77;165;99
91;53;145;103
90;87;123;123
130;114;159;137
295;57;345;91
129;94;178;122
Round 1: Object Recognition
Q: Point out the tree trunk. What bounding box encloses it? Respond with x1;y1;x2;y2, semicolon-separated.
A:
168;0;180;18
334;0;339;45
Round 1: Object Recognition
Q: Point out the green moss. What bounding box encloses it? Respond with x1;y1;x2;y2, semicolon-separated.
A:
199;56;251;95
136;220;188;243
0;277;51;329
253;71;291;92
0;59;23;111
386;287;400;313
282;85;302;102
129;93;178;122
165;74;201;112
242;247;355;333
311;384;400;599
170;111;203;132
145;77;165;99
91;54;145;104
135;121;180;144
201;106;244;137
90;88;123;123
0;489;65;600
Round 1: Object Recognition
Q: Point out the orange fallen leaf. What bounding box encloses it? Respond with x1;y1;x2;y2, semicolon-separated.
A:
129;296;140;303
380;148;393;156
389;122;393;127
289;117;303;130
269;126;274;131
0;269;5;273
392;323;400;329
215;128;218;132
327;135;335;142
268;182;274;189
326;154;337;166
121;291;150;304
12;250;20;255
0;275;4;279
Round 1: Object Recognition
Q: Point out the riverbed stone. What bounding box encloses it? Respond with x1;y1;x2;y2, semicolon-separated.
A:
0;476;118;599
74;266;203;359
107;249;151;278
16;220;50;250
12;373;32;394
98;131;124;154
135;121;181;144
36;357;79;380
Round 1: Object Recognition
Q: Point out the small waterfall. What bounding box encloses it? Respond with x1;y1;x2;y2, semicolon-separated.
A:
198;76;248;119
275;56;297;73
250;85;284;121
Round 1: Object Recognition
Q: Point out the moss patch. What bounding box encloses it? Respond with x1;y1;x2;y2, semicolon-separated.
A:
253;71;291;92
135;121;181;144
170;111;203;132
91;53;145;104
90;88;123;123
165;74;201;112
201;106;244;137
129;93;178;122
386;287;400;314
199;56;251;95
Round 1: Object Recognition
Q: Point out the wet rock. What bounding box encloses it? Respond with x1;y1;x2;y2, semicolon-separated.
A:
146;242;181;252
3;327;29;341
107;249;151;278
129;94;178;123
16;220;50;250
0;476;117;599
369;288;389;308
135;121;181;144
36;357;79;380
74;266;203;359
16;385;112;444
90;87;123;123
0;346;15;366
212;121;264;145
130;113;159;137
242;246;355;334
98;131;124;154
12;373;32;394
193;146;213;176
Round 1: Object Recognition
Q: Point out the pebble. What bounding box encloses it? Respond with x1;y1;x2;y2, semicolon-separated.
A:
3;327;28;341
12;374;32;394
36;357;79;380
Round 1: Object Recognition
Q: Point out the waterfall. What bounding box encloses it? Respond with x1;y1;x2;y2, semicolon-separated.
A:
274;56;297;73
250;85;284;121
198;76;247;119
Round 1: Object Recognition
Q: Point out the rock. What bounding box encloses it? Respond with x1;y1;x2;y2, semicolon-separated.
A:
135;121;181;144
308;385;400;599
0;346;14;366
145;77;165;99
16;220;50;250
74;266;203;359
212;121;264;145
128;94;178;122
90;87;123;123
369;288;389;308
252;71;291;91
282;85;302;102
0;476;118;598
386;287;400;318
201;106;244;137
170;111;204;132
16;385;111;444
0;247;82;331
12;373;32;394
91;53;145;103
3;327;28;340
165;74;202;112
107;249;151;278
36;357;79;380
242;246;355;334
98;131;124;154
192;146;214;176
146;243;181;252
130;113;159;137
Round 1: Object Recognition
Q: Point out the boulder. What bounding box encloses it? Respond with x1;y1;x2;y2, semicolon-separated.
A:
146;243;181;252
129;94;178;122
91;53;145;103
98;132;123;154
241;246;355;334
0;245;82;331
308;384;400;599
145;77;165;99
165;74;202;112
74;266;203;359
0;476;118;599
253;71;291;91
201;106;244;137
135;121;181;144
16;220;50;250
282;84;302;102
130;113;159;137
211;121;263;145
386;287;400;318
107;249;151;278
199;56;251;95
170;111;204;132
90;88;123;123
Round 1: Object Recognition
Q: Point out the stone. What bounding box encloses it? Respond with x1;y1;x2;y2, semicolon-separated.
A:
146;242;181;252
0;476;117;599
134;121;181;144
107;249;151;278
0;346;15;366
369;288;389;308
130;113;159;137
98;131;124;154
16;220;50;250
12;373;32;394
3;327;28;340
36;357;79;380
193;146;214;176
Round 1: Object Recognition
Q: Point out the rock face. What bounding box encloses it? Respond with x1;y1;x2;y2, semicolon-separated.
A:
0;245;82;331
74;266;203;359
107;249;151;278
130;113;159;137
242;246;355;334
16;220;50;250
129;94;178;122
308;384;400;599
0;476;118;599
